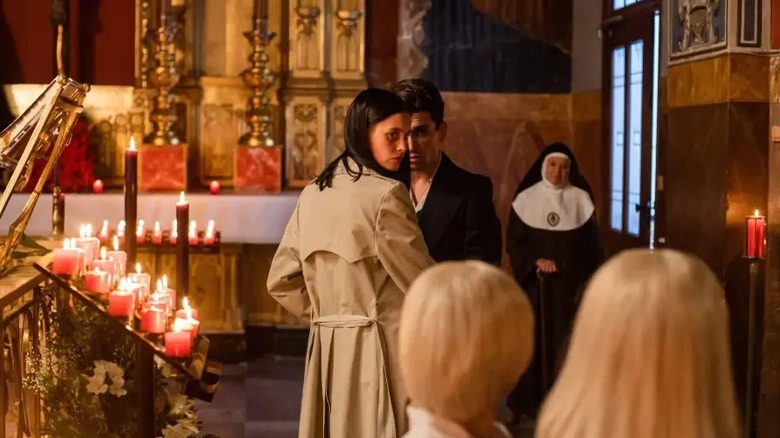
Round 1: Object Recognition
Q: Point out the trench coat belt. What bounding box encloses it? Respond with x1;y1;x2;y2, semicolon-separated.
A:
312;314;375;328
311;313;398;437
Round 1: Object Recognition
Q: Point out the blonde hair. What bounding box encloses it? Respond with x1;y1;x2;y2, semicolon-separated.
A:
399;261;534;422
537;248;740;438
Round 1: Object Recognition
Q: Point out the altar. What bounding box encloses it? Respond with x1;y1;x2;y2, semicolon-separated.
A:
0;192;299;244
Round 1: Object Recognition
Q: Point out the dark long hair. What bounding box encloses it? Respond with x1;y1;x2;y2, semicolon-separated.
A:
314;88;410;190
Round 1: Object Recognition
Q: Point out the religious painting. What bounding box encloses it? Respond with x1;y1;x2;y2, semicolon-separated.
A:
419;0;571;93
669;0;727;61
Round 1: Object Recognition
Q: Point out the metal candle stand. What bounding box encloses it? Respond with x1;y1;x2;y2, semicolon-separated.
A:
743;213;765;438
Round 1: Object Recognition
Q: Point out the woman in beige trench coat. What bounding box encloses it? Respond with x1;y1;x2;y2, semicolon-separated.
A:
267;88;435;438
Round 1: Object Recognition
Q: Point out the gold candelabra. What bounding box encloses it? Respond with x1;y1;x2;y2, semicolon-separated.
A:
239;18;277;147
145;12;181;146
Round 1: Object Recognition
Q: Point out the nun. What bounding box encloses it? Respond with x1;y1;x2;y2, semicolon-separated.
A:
505;142;603;421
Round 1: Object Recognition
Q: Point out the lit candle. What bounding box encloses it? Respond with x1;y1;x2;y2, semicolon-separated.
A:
746;209;767;259
108;280;135;317
173;314;200;341
136;219;146;244
116;220;126;244
127;263;152;305
98;220;110;245
161;275;176;313
91;247;119;284
106;235;128;277
152;221;163;244
176;192;190;307
73;223;100;266
85;267;112;294
209;180;220;195
52;239;83;276
169;219;178;245
164;319;191;357
204;220;216;245
188;220;198;245
93;179;104;194
140;305;167;334
175;296;199;320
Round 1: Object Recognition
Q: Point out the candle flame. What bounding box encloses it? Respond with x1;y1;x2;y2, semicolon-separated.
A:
182;296;190;309
118;277;128;289
178;191;186;204
156;279;164;293
154;221;161;232
112;235;119;251
162;275;168;289
79;223;86;238
63;239;70;249
86;223;93;237
173;318;185;332
128;136;137;151
100;247;107;259
754;209;760;217
135;263;142;274
100;220;109;235
207;219;215;230
94;267;101;273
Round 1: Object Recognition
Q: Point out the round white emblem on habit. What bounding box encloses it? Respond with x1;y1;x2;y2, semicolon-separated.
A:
547;212;560;227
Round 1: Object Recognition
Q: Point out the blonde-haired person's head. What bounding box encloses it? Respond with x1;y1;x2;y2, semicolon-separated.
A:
399;260;534;423
537;248;740;438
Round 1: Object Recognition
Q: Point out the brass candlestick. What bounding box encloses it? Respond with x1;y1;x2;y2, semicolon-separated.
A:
144;12;181;145
239;18;276;147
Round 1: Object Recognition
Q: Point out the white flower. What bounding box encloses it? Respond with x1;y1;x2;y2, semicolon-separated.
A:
92;360;107;377
104;362;124;380
85;373;108;395
162;422;198;438
109;376;127;397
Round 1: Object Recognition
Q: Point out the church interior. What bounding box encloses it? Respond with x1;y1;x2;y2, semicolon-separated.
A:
0;0;778;437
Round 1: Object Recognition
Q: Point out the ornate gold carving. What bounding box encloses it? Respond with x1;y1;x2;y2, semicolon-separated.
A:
292;5;322;72
239;18;277;147
137;1;154;88
334;10;362;74
145;13;182;145
397;0;432;79
286;100;323;186
327;100;349;162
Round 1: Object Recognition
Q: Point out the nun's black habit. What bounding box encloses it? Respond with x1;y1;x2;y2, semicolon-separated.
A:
506;142;603;418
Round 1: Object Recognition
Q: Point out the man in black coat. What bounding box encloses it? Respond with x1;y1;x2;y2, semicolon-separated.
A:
391;79;502;265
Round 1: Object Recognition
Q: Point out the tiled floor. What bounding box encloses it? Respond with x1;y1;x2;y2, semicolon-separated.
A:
196;356;533;438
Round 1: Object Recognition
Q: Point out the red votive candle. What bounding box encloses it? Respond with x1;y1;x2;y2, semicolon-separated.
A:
52;239;82;276
746;209;767;259
140;306;167;333
85;268;111;294
108;289;135;317
164;327;191;358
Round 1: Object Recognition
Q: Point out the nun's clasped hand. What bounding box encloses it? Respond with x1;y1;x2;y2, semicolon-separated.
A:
536;258;557;273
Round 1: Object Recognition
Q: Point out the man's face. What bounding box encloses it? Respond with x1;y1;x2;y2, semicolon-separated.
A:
409;111;446;172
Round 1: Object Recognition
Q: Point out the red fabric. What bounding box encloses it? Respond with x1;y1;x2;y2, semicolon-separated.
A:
22;116;95;193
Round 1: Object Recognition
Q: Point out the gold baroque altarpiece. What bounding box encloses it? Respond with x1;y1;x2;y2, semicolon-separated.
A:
0;0;366;190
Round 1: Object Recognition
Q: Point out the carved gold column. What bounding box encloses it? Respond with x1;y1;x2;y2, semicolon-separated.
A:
144;10;181;146
284;0;366;188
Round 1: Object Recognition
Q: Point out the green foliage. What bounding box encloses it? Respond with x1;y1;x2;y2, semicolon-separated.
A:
24;289;200;437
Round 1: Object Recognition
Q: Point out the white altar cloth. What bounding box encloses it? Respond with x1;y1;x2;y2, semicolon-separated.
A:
0;192;300;244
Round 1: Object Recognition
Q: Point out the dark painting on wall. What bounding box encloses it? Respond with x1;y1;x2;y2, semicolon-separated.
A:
669;0;727;61
420;0;571;93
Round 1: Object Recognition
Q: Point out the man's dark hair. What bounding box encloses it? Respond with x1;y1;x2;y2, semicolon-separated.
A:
313;88;410;191
391;78;445;127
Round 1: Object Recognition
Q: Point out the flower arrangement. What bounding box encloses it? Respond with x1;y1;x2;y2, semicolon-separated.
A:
24;289;201;437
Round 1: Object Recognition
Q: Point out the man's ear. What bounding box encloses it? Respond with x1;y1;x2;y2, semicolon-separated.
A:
437;121;448;142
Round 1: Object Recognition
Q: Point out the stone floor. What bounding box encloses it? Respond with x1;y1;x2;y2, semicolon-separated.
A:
196;356;534;438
